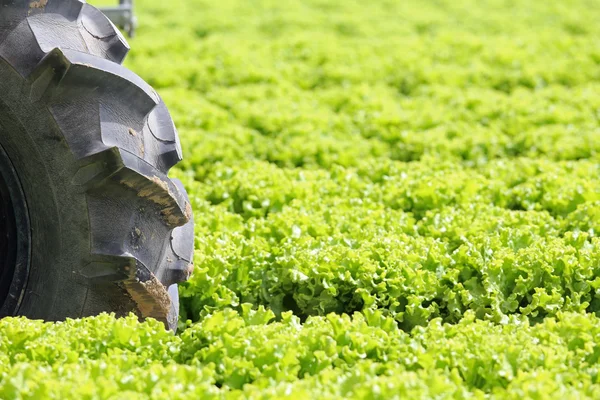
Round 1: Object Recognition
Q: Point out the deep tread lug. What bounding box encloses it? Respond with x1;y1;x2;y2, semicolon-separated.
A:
80;3;129;64
81;254;178;331
75;147;191;228
157;179;194;287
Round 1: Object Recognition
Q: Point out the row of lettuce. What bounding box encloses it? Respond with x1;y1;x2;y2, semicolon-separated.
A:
2;310;600;398
176;156;600;329
163;83;600;177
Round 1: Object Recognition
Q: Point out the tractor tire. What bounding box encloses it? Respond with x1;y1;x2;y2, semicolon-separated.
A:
0;0;194;331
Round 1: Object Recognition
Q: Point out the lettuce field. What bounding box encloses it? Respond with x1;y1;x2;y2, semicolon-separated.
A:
3;0;600;398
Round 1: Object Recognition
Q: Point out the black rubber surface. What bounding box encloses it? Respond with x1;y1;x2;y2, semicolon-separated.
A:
0;0;194;331
0;141;30;316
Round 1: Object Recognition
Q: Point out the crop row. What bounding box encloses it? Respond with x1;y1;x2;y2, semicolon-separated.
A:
176;157;600;328
2;310;600;398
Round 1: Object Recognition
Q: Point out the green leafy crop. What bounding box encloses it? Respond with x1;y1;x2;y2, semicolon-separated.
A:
4;310;600;398
4;0;600;397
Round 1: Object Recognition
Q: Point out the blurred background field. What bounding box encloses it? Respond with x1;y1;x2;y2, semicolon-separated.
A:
4;0;600;398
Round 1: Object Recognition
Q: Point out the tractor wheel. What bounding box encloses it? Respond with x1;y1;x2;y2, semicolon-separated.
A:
0;0;194;331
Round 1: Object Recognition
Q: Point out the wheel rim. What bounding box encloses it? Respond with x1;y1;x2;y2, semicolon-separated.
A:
0;141;30;316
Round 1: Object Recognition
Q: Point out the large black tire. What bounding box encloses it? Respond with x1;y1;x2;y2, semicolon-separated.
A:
0;0;194;331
